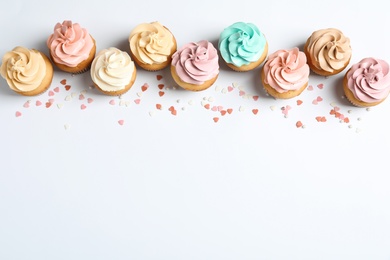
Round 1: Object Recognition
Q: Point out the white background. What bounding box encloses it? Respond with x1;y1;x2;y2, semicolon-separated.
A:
1;0;390;259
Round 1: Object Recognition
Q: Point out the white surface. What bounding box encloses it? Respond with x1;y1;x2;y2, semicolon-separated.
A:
1;1;390;259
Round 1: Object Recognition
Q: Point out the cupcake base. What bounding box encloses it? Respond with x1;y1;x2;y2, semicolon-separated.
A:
260;68;307;99
225;41;268;72
171;65;218;91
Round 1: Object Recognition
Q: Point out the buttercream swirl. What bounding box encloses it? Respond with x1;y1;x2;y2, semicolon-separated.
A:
129;21;175;65
262;48;310;93
218;22;266;67
90;47;135;91
305;28;351;73
47;20;94;67
346;58;390;103
171;40;219;85
1;46;47;92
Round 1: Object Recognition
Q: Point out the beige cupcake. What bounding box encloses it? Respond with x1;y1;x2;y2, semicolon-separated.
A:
1;46;53;96
304;28;351;76
129;21;177;71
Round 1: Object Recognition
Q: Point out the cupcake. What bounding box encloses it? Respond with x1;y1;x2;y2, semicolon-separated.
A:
304;28;351;76
343;57;390;107
171;40;219;91
261;47;310;99
129;21;177;71
218;22;268;72
90;47;137;96
47;20;96;74
1;46;53;96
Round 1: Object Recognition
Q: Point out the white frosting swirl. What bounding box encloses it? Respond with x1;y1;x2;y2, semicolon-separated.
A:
90;47;135;91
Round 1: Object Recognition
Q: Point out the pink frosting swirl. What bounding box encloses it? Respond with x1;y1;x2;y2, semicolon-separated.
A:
47;20;94;67
346;58;390;103
171;40;219;85
262;47;310;93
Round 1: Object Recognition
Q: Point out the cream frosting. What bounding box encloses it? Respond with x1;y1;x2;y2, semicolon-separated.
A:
171;40;219;85
306;28;351;73
262;47;310;93
1;46;47;92
90;47;135;91
218;22;267;67
346;58;390;103
129;21;175;65
47;20;94;67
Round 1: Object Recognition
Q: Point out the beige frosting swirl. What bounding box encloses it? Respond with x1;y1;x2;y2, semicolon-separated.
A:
90;47;135;92
0;46;47;92
305;28;351;73
129;21;175;65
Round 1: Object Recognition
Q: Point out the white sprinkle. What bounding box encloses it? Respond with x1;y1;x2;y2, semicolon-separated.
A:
366;107;371;112
119;100;126;106
65;95;72;101
302;125;306;129
348;110;353;114
239;105;245;112
149;111;155;117
215;85;222;92
348;125;353;129
221;88;228;94
232;82;239;88
357;117;362;121
176;99;181;103
71;92;77;98
57;104;63;109
188;100;194;106
137;92;143;97
181;107;186;111
356;128;362;133
330;102;337;107
64;124;71;130
80;90;87;95
208;96;214;102
270;106;276;111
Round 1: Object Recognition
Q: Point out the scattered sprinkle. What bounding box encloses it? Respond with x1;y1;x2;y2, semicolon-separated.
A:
15;111;22;117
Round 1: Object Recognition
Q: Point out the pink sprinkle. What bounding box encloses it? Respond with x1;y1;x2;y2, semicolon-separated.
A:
134;99;141;104
317;83;324;89
118;119;124;125
109;100;116;105
87;98;94;104
227;86;234;92
307;85;314;91
48;98;55;104
80;104;87;110
79;94;85;100
48;90;55;96
15;111;22;117
53;87;60;93
23;101;30;108
36;100;42;106
253;96;259;101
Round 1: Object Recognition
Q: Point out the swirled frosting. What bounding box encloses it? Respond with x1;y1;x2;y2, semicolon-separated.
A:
90;47;135;91
262;47;310;93
1;46;47;92
171;40;219;85
218;22;267;67
346;58;390;103
47;20;94;67
129;21;175;65
305;28;351;73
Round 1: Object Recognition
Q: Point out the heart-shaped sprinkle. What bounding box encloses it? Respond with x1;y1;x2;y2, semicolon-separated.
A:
204;104;210;110
252;109;259;115
134;99;141;104
297;100;303;106
109;100;116;105
220;110;227;116
296;121;303;128
253;96;259;101
118;119;124;125
87;98;93;104
23;101;30;108
239;90;245;96
65;85;71;91
158;91;165;97
79;94;85;100
80;104;87;110
36;100;42;106
53;87;60;93
156;104;162;110
48;90;55;96
307;85;314;91
213;117;219;123
60;79;67;85
156;75;163;80
15;111;22;117
141;84;149;92
227;86;234;92
227;108;233;114
211;106;218;112
317;83;324;89
158;84;164;90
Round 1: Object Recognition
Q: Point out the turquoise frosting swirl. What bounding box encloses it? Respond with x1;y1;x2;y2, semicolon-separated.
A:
218;22;266;67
